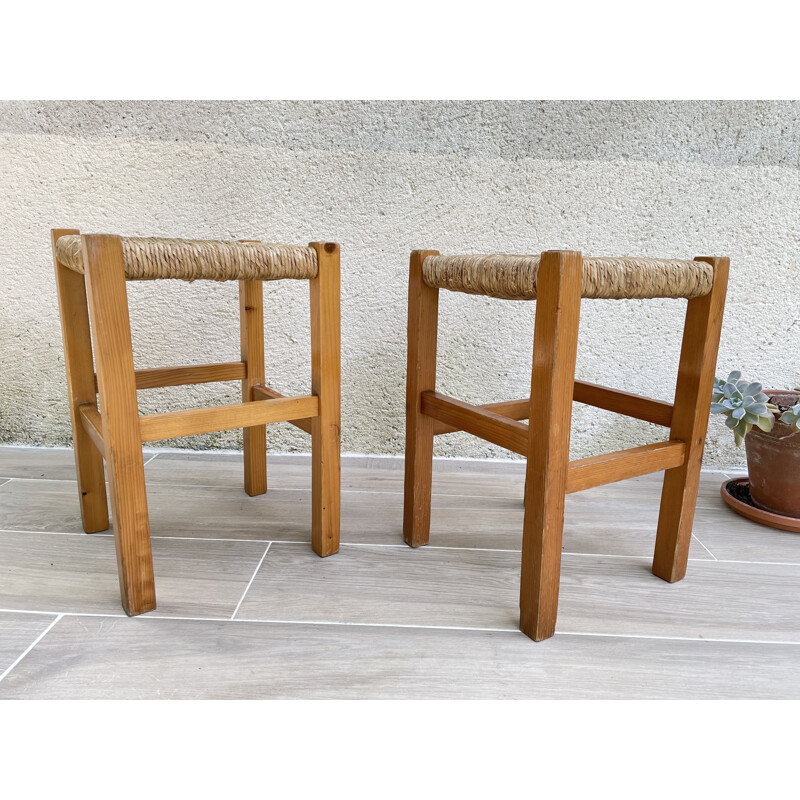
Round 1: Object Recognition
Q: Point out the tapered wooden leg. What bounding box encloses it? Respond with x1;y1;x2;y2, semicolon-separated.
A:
52;229;109;534
653;257;729;582
519;251;583;641
403;250;440;548
309;242;341;557
82;234;155;616
240;279;267;496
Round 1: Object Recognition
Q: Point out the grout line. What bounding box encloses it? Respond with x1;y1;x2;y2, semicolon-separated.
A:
230;543;272;620
691;534;718;561
555;630;800;647
699;558;800;567
1;607;799;647
154;614;521;634
0;608;126;618
0;613;63;684
1;528;798;566
0;529;114;538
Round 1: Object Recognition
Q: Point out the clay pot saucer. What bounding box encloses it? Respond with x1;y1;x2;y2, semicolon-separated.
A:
721;477;800;533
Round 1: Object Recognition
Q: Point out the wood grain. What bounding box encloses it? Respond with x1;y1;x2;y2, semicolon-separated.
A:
573;380;674;427
430;397;529;435
429;381;673;435
403;250;440;547
309;242;341;557
51;229;109;534
129;361;245;390
520;251;583;641
82;234;155;616
422;392;529;455
653;257;730;582
78;404;105;457
251;385;314;434
240;280;267;496
566;441;685;494
139;395;319;442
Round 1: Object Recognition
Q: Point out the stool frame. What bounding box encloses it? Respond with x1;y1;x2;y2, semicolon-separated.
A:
403;249;729;641
52;230;341;616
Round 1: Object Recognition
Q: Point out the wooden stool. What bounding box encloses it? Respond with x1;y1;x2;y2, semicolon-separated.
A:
403;249;728;641
51;230;340;616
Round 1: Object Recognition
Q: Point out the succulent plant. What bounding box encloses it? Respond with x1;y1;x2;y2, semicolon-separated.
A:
780;402;800;432
710;371;778;446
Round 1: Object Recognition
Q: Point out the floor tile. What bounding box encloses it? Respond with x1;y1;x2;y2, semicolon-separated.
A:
237;543;800;642
144;451;528;497
0;447;80;481
0;475;713;558
0;446;159;481
0;611;57;677
690;473;800;564
0;615;796;699
0;530;267;619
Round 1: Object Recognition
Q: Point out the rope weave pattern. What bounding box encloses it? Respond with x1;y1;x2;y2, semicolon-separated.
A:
55;236;318;282
422;254;713;300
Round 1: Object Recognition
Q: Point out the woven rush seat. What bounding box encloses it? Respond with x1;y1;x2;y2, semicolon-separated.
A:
54;235;318;282
422;253;714;300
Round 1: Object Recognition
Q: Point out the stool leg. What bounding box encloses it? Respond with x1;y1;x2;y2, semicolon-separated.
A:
653;257;729;582
403;250;440;548
83;234;155;616
519;250;582;642
240;279;267;496
309;242;341;557
52;229;109;534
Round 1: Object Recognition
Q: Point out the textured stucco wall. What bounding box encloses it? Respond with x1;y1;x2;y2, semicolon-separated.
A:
1;101;799;467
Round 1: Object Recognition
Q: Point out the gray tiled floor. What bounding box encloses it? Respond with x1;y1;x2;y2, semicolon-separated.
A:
0;446;797;699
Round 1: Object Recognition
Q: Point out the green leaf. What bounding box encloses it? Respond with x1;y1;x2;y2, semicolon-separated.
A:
744;382;762;397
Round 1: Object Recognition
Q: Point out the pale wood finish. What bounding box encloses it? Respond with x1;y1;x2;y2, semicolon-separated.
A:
573;380;674;427
519;251;583;641
252;385;314;434
240;280;267;496
51;229;109;534
82;234;155;616
0;460;721;559
4;612;799;700
139;396;319;442
78;404;105;457
653;257;730;582
403;250;440;548
309;243;341;557
422;392;529;456
566;441;685;494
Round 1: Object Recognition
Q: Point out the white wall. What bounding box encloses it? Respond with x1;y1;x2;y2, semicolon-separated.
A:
2;101;799;467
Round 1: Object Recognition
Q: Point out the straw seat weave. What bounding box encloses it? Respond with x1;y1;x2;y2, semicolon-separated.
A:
55;236;318;282
422;253;713;300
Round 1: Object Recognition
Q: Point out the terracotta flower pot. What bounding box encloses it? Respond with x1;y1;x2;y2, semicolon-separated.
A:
744;390;800;518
